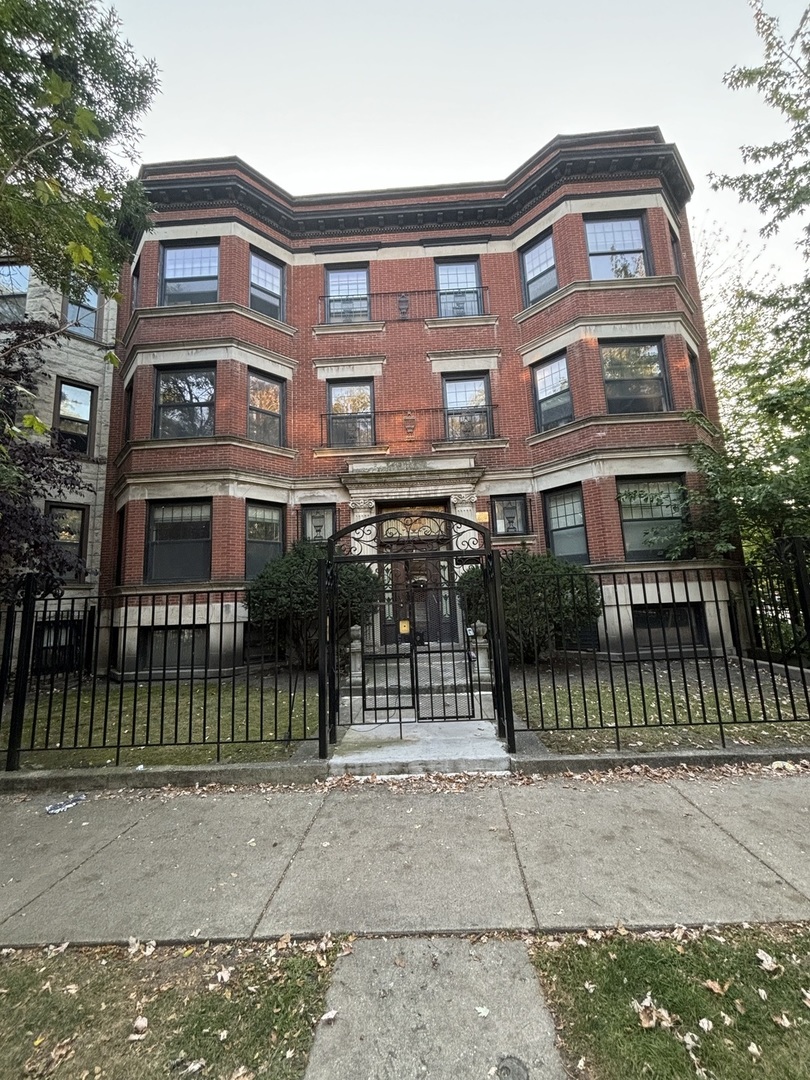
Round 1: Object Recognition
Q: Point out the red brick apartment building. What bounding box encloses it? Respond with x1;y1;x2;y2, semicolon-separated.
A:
102;127;718;665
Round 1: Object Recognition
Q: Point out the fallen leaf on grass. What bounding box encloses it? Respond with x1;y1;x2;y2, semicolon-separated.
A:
749;1042;762;1060
632;993;677;1030
62;984;79;995
756;949;783;975
720;1011;734;1027
216;966;231;984
802;987;810;1009
133;1016;148;1034
583;982;596;994
45;942;69;958
698;1018;713;1033
703;979;731;995
758;988;768;1001
772;1013;792;1029
178;1062;206;1076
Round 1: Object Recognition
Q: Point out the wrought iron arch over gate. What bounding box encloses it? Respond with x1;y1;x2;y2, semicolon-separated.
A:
316;509;514;757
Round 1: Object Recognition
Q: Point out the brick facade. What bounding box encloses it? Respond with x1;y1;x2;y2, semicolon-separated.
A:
103;127;719;591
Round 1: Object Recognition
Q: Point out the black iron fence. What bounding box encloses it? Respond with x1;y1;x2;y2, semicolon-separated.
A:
504;548;810;751
2;539;810;769
0;585;320;770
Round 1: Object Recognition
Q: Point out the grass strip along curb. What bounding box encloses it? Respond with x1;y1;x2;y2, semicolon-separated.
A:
0;935;342;1079
532;923;810;1079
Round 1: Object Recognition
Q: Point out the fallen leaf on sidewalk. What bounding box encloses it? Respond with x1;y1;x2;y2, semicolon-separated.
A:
320;1009;338;1024
475;1006;490;1017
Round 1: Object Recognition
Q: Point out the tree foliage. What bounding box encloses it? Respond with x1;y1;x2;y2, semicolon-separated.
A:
246;543;382;669
0;319;90;598
457;549;602;663
680;4;810;562
0;0;158;298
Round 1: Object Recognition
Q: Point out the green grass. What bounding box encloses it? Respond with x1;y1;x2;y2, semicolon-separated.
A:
0;937;338;1079
533;924;810;1079
512;657;810;754
2;672;320;770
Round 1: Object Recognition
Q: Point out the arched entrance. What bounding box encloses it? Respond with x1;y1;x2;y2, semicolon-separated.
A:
317;510;514;755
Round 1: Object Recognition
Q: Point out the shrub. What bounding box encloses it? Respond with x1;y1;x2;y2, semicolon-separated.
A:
458;548;602;663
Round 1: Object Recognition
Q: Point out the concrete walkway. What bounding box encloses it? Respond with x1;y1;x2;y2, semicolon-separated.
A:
1;769;808;1078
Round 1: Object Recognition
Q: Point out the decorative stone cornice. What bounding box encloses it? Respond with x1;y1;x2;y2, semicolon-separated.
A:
139;129;693;245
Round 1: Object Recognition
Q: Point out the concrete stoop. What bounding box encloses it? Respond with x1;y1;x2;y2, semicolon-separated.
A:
328;719;511;777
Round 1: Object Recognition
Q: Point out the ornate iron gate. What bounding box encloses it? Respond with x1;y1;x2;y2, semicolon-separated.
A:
317;510;514;756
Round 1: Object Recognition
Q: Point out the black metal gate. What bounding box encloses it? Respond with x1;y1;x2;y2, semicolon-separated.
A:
317;510;514;756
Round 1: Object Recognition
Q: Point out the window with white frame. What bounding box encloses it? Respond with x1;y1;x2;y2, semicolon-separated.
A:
250;252;283;320
443;375;491;440
534;354;572;431
246;503;283;578
522;233;557;304
545;487;589;564
436;261;481;317
302;505;335;542
326;267;369;323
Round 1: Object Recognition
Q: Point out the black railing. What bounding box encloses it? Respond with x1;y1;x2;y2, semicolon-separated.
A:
319;405;499;448
504;556;810;751
3;541;810;769
318;287;490;324
0;587;320;769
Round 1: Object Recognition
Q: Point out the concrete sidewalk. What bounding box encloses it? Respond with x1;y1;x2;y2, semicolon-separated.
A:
2;771;808;1079
1;771;809;945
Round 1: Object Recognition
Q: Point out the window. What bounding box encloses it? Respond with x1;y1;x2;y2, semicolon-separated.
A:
327;380;374;446
146;501;211;582
443;375;491;440
124;383;133;442
601;342;668;413
248;371;284;446
66;287;100;338
154;366;215;438
0;264;29;320
688;349;704;412
436;261;481;317
534;354;572;431
250;252;283;319
585;216;648;279
545;487;588;564
131;261;140;311
326;266;369;323
670;228;683;277
617;478;685;561
522;233;557;304
54;380;94;456
632;603;706;649
137;627;208;671
492;495;528;536
246;503;283;578
160;245;219;305
47;504;86;579
302;505;335;542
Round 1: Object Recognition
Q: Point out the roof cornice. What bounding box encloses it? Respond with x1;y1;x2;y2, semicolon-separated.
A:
139;128;693;243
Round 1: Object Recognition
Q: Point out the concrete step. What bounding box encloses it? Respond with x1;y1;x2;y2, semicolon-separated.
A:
328;719;510;777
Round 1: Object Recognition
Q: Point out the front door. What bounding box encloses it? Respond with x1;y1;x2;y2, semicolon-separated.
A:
383;550;458;646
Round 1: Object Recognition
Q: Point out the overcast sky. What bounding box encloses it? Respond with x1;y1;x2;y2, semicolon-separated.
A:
111;0;809;279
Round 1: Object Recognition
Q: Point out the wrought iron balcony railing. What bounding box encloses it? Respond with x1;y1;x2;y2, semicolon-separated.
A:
318;287;490;325
319;405;499;448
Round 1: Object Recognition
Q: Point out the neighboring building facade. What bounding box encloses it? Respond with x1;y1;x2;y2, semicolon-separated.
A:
101;127;720;667
1;265;116;588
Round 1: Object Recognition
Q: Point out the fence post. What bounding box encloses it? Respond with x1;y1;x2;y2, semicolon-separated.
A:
5;574;37;772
